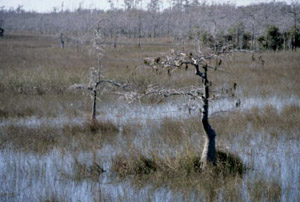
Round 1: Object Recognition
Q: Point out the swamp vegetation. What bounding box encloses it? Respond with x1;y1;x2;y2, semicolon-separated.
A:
0;34;300;201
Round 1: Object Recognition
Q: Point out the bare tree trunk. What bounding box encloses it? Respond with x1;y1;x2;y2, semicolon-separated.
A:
138;15;141;48
200;64;217;168
251;24;255;50
60;33;65;48
0;28;4;37
91;87;97;121
114;34;117;48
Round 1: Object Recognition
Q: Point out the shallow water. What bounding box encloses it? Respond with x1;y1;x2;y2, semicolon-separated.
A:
1;96;300;201
1;132;299;201
1;95;298;128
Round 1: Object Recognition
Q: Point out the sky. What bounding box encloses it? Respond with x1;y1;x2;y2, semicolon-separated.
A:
0;0;295;13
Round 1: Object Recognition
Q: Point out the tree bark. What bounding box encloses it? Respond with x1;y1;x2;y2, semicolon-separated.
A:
200;64;217;168
91;88;97;121
200;119;217;167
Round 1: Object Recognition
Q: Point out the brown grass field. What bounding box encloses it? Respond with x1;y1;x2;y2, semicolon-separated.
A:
0;34;299;201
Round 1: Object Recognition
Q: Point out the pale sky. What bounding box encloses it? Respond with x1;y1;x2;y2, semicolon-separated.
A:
0;0;295;13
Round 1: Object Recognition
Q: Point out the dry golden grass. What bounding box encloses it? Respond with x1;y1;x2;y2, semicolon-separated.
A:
0;34;96;95
211;105;300;141
86;119;119;134
112;118;245;183
0;34;299;201
103;46;300;102
0;120;119;153
65;159;105;181
1;34;299;95
217;51;300;97
112;149;244;177
1;34;299;120
1;34;299;148
0;93;89;118
1;126;59;153
247;179;282;202
111;148;245;194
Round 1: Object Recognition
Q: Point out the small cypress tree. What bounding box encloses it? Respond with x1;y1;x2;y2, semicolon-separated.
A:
264;25;283;50
289;28;300;50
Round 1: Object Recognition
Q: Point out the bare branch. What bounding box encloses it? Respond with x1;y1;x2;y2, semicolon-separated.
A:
140;84;204;100
144;48;233;78
95;79;131;90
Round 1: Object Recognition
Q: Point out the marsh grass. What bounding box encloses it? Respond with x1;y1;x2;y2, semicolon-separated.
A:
1;34;299;120
111;103;300;178
61;120;120;150
0;93;89;119
111;149;245;198
1;125;58;153
110;103;299;193
43;195;67;202
211;105;300;141
247;178;282;202
141;117;204;148
1;34;300;201
0;37;95;95
1;35;299;97
112;147;245;181
0;107;35;118
87;119;119;134
0;120;119;153
63;159;105;181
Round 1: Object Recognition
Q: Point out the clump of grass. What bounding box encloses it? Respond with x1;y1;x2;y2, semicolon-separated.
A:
0;120;120;153
216;151;245;175
161;118;185;136
0;93;88;119
144;117;203;148
111;148;246;195
43;195;66;202
61;121;119;150
247;178;282;201
63;120;119;135
157;118;186;144
87;119;119;134
1;126;58;153
0;107;36;118
112;149;245;179
0;109;9;118
112;154;158;177
72;159;105;181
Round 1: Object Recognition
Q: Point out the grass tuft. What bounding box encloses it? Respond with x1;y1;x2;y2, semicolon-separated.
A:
0;120;120;153
112;150;245;179
72;159;105;181
2;126;58;153
87;119;119;134
216;151;245;175
112;155;157;177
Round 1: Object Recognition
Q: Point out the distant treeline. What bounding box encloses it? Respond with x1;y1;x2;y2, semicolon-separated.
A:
0;1;299;50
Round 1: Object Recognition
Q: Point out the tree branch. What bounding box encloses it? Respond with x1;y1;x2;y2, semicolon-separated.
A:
139;84;204;100
94;79;130;90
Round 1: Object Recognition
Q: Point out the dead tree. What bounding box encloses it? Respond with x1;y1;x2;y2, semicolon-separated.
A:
68;67;129;121
0;28;4;37
89;21;129;121
68;20;129;122
88;67;129;121
0;20;4;37
141;48;233;168
60;33;65;48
